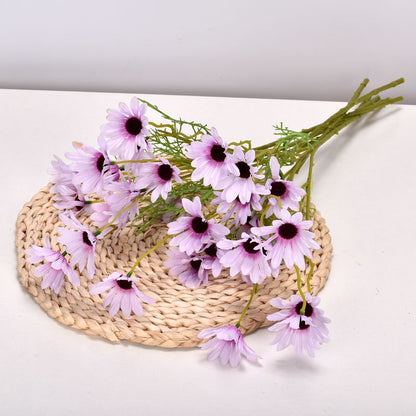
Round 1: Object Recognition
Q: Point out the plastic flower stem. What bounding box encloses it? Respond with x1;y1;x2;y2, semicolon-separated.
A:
111;159;160;164
304;150;315;221
126;234;172;277
295;265;307;314
253;78;404;180
96;196;140;234
84;200;104;205
306;259;315;293
236;283;259;328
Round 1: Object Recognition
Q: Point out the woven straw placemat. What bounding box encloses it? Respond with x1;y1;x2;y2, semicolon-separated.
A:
16;187;332;348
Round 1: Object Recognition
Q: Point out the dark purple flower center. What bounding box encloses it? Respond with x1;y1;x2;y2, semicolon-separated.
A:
125;117;143;135
243;238;260;254
82;231;94;246
190;259;202;271
205;243;217;257
157;163;173;181
96;154;105;173
210;144;226;162
295;301;313;316
235;161;251;179
278;223;298;240
270;181;287;197
116;279;133;290
295;301;313;330
191;217;208;234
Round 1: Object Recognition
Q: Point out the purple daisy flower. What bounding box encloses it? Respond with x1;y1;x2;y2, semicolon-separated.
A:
49;156;85;212
48;155;74;187
90;272;155;317
267;293;330;357
101;97;150;159
212;191;263;226
265;156;305;217
167;196;229;255
135;157;182;202
123;146;154;177
165;248;210;287
56;212;97;277
217;233;271;285
252;209;319;271
66;139;119;195
221;146;264;204
198;325;260;367
26;237;80;294
185;128;237;189
201;242;225;277
103;177;140;229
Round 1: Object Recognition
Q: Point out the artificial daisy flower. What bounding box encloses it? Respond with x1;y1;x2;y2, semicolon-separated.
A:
101;97;150;159
103;177;141;229
26;236;80;294
267;293;330;357
49;156;85;211
201;242;225;277
198;325;259;368
90;272;155;317
265;156;305;217
221;146;265;204
123;146;154;177
217;232;270;285
135;158;182;202
167;196;229;255
48;155;74;187
66;139;119;194
252;209;319;271
212;191;263;226
165;248;210;288
56;212;97;277
185;127;237;189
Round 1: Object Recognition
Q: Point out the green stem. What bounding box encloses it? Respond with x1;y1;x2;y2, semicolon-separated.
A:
306;259;315;293
295;265;307;315
236;284;258;328
97;196;140;233
127;234;171;277
304;150;315;221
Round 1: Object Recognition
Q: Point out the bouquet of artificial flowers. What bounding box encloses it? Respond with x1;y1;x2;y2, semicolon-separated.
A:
22;78;403;367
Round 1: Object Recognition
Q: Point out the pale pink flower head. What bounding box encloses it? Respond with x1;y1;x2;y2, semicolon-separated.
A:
101;97;150;159
56;212;97;277
267;293;330;357
135;158;182;202
90;272;155;318
49;156;85;212
212;190;263;226
201;241;225;278
265;156;305;217
221;146;265;204
165;248;210;288
26;236;80;294
252;209;319;271
66;139;119;195
198;325;260;368
103;176;140;229
218;232;270;285
167;196;229;255
185;128;237;189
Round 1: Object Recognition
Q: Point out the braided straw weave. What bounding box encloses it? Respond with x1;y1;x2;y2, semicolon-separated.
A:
16;187;332;348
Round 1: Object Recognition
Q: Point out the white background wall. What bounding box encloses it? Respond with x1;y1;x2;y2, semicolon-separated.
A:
0;0;414;103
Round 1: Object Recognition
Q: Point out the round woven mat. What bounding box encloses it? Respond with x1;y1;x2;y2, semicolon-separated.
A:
16;187;332;348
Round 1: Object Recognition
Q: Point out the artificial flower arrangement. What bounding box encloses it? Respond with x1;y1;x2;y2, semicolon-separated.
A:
21;78;403;367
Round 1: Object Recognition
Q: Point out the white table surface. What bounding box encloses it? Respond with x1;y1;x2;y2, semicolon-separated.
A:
1;88;415;416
